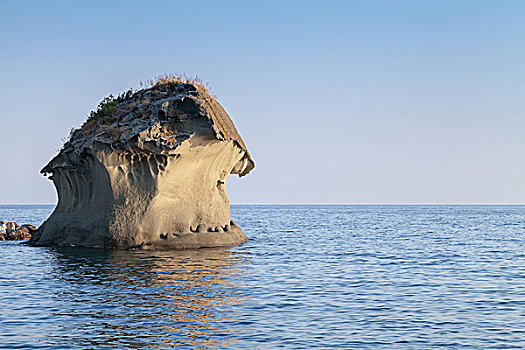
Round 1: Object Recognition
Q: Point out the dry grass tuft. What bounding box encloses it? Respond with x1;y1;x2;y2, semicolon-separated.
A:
139;73;212;93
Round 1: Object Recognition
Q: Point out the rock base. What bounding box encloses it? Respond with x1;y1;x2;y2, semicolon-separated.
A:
30;220;248;249
138;222;248;250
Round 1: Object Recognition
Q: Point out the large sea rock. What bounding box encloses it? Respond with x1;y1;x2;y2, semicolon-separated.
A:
30;81;254;249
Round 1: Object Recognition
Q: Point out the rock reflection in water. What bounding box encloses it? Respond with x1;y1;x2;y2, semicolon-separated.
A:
47;247;249;349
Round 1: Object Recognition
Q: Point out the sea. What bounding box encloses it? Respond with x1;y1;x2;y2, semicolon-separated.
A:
0;205;524;349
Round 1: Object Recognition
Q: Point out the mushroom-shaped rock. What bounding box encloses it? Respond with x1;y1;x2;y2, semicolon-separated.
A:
30;81;254;249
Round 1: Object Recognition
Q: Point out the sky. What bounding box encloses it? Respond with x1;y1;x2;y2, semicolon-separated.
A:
1;0;525;204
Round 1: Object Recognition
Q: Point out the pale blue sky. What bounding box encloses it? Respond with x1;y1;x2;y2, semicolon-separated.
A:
1;0;524;204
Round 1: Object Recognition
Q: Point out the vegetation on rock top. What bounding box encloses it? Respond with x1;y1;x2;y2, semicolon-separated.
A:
85;88;134;125
64;73;212;147
82;73;210;128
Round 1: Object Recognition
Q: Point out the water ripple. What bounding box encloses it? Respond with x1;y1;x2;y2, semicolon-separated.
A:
0;205;524;348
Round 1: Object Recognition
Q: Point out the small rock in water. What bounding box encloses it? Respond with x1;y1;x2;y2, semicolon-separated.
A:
6;221;17;232
0;221;36;241
22;224;37;233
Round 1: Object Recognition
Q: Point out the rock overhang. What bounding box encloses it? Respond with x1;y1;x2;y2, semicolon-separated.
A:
43;82;254;178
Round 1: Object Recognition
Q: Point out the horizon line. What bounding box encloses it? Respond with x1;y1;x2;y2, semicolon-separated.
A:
1;203;525;206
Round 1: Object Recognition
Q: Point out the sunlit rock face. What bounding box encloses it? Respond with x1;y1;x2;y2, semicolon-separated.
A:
30;82;254;249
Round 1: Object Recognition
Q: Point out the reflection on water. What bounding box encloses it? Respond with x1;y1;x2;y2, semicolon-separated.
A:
48;248;250;349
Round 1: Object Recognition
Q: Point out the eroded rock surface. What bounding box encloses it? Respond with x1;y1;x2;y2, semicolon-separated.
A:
29;82;254;249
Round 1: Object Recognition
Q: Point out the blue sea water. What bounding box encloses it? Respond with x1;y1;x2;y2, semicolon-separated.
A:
0;205;524;349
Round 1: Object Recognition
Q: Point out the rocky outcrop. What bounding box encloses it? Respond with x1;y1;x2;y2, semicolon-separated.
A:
0;221;37;240
29;79;254;249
